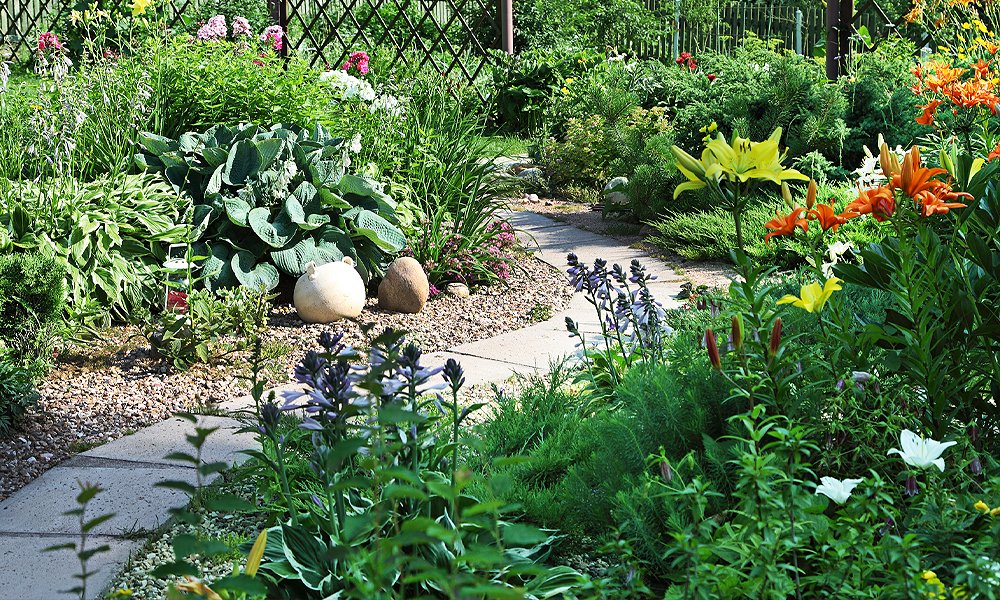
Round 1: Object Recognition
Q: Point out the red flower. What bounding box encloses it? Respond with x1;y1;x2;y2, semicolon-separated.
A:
706;73;717;82
167;291;188;313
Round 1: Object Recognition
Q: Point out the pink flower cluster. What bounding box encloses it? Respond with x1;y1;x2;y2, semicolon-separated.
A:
232;16;252;38
261;25;284;51
418;219;517;287
37;32;63;52
197;15;228;41
342;51;370;76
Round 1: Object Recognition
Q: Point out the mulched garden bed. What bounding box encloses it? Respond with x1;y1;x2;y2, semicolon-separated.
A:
0;256;573;501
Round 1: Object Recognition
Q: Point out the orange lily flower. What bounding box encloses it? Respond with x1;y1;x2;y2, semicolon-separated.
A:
974;59;992;80
918;187;971;216
924;63;966;92
985;41;1000;55
807;202;857;232
764;207;807;245
847;185;896;222
941;78;1000;110
892;146;950;200
988;142;1000;161
916;99;943;125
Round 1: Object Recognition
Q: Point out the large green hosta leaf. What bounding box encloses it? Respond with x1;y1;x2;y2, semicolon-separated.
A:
232;250;279;291
247;207;298;248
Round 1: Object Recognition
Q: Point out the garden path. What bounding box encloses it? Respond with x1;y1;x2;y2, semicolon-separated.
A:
0;209;690;599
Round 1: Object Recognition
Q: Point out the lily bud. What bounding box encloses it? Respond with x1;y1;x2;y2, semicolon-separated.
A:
730;316;743;351
806;179;817;209
768;318;783;357
971;456;983;476
904;474;919;497
781;182;794;209
705;329;721;370
660;460;674;483
879;142;900;177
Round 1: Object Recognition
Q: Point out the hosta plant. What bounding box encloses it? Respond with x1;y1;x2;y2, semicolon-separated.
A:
0;175;189;324
136;123;407;291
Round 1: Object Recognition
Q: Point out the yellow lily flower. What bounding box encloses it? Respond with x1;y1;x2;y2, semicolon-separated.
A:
975;500;991;513
132;0;152;16
778;277;843;313
703;127;808;185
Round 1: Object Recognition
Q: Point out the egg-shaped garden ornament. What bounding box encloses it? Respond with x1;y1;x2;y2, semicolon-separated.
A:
294;257;366;323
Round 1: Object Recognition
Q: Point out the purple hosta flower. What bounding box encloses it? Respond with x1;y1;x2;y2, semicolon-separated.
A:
231;16;252;38
629;259;657;285
258;401;282;436
904;474;919;497
442;358;465;392
261;25;284;51
197;15;227;41
396;343;444;393
567;253;589;292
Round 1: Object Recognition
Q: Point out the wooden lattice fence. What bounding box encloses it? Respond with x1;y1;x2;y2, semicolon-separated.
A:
277;0;503;91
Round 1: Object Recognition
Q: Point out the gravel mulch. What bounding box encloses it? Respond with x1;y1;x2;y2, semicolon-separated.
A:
0;256;573;502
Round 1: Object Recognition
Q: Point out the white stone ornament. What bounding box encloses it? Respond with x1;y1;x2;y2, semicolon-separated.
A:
294;257;366;323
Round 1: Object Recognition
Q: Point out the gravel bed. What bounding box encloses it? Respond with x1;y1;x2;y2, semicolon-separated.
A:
0;256;573;502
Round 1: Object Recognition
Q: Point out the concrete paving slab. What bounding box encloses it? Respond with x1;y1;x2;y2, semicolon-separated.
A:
217;383;304;412
0;464;197;536
449;322;579;367
0;533;141;600
423;352;541;388
81;415;254;468
504;210;571;232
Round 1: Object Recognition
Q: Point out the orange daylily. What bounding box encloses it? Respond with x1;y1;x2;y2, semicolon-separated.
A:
764;207;808;245
973;59;992;80
984;41;1000;55
916;99;943;125
847;185;896;222
807;202;857;232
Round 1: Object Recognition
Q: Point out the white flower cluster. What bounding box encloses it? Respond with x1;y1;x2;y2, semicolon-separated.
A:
369;93;404;117
0;61;9;94
319;69;375;102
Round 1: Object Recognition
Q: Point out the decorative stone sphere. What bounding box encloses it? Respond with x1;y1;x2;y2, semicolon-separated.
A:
294;257;366;323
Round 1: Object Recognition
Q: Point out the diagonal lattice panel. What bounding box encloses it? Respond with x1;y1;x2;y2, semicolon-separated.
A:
281;0;502;101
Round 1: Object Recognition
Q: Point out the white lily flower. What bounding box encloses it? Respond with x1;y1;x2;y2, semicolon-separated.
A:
815;476;863;504
888;429;956;472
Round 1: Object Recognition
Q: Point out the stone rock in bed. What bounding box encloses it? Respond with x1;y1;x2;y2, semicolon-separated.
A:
378;257;429;314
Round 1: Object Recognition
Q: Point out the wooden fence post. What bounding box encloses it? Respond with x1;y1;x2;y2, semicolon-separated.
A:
500;0;514;54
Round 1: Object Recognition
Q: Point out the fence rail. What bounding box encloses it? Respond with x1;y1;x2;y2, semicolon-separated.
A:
3;0;899;75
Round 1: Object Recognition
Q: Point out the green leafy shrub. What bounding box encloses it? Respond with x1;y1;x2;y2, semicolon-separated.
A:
146;286;272;370
0;360;39;437
490;46;604;133
0;175;188;323
136;122;407;289
145;39;327;139
647;37;849;167
0;252;66;363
